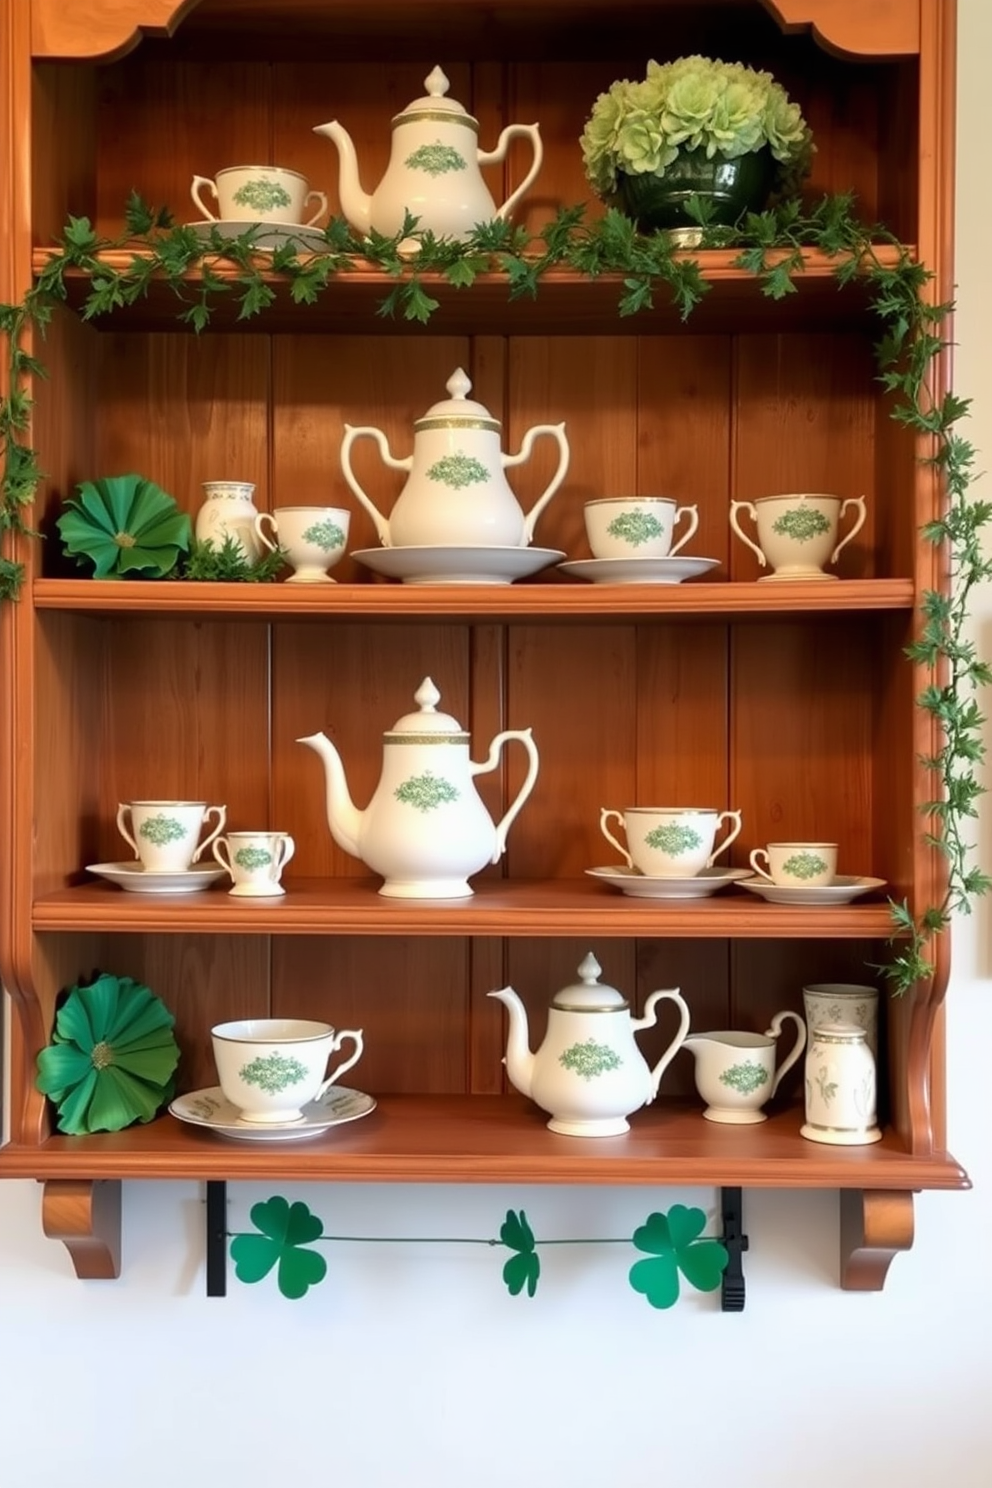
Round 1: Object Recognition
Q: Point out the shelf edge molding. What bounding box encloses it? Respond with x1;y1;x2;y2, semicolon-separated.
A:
838;1187;915;1291
761;0;919;57
41;1178;123;1279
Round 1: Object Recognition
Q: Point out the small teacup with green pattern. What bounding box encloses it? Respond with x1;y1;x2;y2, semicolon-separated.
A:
212;830;295;897
116;800;227;872
584;497;699;561
255;505;350;583
600;806;743;877
730;493;866;581
211;1018;364;1124
190;165;328;226
749;842;838;888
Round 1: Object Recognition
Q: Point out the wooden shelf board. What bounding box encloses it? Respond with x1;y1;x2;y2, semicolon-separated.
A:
33;578;917;619
34;876;899;937
31;249;907;335
0;1099;969;1188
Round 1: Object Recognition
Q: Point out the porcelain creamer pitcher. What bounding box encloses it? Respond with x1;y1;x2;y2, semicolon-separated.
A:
341;368;569;549
297;677;539;899
314;66;542;242
488;952;691;1136
682;1011;806;1124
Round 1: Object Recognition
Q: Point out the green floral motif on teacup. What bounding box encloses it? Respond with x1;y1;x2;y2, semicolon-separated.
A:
719;1061;769;1096
645;824;703;856
232;178;292;212
239;1053;308;1093
771;507;831;543
781;851;829;880
138;814;187;846
234;846;273;871
394;771;460;812
426;453;489;489
558;1038;622;1080
606;511;665;548
301;519;345;552
405;141;467;176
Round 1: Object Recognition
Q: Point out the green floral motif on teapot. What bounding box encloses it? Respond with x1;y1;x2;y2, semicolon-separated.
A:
426;453;490;489
232;178;292;212
719;1061;769;1096
239;1053;307;1093
394;770;460;813
558;1038;622;1080
606;511;665;548
139;814;186;846
302;519;345;552
782;851;828;879
405;141;467;176
645;824;703;856
234;846;273;871
771;507;831;543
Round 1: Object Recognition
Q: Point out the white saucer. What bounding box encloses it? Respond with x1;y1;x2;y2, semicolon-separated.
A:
185;220;328;254
86;861;227;894
586;866;755;899
740;875;886;906
351;546;565;585
557;556;720;585
169;1085;376;1142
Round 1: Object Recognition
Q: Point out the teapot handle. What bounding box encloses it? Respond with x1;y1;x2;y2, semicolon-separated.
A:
340;424;413;548
502;423;570;545
471;728;540;861
478;124;543;225
766;1009;807;1096
635;988;692;1101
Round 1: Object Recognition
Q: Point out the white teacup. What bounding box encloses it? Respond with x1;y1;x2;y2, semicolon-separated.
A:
803;982;879;1059
191;165;328;226
255;506;350;583
600;806;743;877
211;1018;364;1124
213;830;295;897
584;497;699;560
730;493;866;580
749;842;838;887
117;800;227;872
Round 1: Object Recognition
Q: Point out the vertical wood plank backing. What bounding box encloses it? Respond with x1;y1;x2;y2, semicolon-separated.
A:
637;939;731;1100
635;626;730;811
33;614;107;886
31;63;96;244
32;309;98;565
509;62;615;234
470;936;508;1094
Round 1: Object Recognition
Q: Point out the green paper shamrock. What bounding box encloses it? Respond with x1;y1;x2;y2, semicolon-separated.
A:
231;1197;328;1299
628;1205;729;1310
57;473;191;578
35;972;180;1134
500;1209;540;1298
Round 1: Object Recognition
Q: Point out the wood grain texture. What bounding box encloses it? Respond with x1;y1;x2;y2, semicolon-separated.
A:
41;1179;122;1279
839;1187;915;1290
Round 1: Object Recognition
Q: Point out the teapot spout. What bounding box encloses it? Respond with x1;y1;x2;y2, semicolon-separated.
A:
487;985;535;1098
296;731;364;859
313;120;372;236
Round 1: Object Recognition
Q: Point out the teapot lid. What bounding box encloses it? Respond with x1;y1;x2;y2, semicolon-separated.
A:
551;953;629;1012
385;677;469;741
414;368;500;433
393;66;479;131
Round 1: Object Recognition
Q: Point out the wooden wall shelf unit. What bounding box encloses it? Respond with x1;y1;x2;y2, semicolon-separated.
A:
0;0;967;1294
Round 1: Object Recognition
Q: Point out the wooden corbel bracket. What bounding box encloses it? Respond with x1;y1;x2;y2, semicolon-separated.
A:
41;1178;122;1279
840;1188;915;1290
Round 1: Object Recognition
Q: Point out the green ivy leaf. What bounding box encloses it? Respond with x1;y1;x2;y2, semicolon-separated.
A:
231;1196;327;1299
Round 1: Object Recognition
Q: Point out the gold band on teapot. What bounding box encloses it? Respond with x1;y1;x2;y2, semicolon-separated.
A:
392;109;480;132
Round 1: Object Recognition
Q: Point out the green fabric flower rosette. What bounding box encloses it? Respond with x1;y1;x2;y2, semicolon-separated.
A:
36;972;180;1134
57;473;191;579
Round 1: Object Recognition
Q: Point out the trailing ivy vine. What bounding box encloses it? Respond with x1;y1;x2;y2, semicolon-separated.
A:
1;189;988;994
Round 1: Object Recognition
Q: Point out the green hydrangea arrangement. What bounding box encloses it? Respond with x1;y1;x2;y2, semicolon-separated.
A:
580;55;814;201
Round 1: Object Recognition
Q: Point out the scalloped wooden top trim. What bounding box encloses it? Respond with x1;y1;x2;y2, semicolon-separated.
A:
761;0;920;57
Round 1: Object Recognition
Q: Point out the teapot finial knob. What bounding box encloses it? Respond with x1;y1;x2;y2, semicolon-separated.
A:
414;677;441;712
446;367;472;401
425;66;450;99
578;952;602;984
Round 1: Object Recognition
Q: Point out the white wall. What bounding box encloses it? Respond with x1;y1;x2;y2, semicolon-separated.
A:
3;5;991;1485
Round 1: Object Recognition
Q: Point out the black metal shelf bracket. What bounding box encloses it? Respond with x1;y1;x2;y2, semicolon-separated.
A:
206;1181;228;1297
720;1186;748;1311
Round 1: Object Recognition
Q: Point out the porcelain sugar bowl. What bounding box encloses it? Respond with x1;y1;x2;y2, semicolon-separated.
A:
489;952;691;1136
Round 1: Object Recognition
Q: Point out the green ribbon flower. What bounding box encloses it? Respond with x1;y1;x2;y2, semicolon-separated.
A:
35;972;180;1134
57;472;191;578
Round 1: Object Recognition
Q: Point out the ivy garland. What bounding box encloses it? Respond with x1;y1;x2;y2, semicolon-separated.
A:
1;189;989;995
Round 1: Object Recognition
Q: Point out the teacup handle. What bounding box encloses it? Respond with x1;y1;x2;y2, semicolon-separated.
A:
302;190;328;228
637;988;692;1100
190;175;220;222
599;808;633;869
116;803;139;859
316;1029;364;1098
668;503;700;557
503;423;570;546
707;810;742;866
275;833;296;872
192;805;227;862
211;836;234;877
254;510;280;554
830;495;867;565
729;500;767;566
749;847;774;881
766;1010;807;1096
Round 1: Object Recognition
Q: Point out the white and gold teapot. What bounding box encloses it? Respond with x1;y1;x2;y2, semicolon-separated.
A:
340;368;569;549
